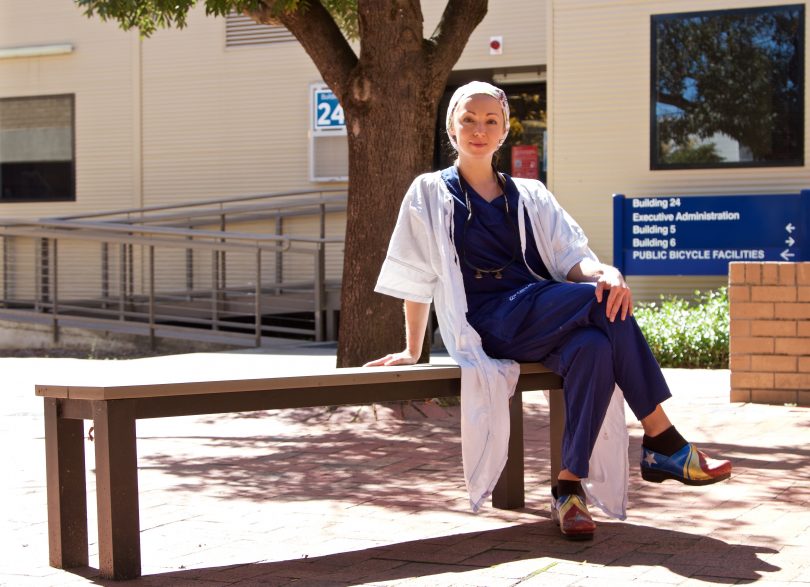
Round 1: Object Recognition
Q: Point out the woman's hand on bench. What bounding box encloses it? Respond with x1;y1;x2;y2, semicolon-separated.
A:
363;350;419;367
365;300;428;367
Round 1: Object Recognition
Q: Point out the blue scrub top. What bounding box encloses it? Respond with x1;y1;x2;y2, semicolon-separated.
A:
440;165;551;318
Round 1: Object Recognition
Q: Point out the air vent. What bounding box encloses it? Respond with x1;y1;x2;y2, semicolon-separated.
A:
226;12;295;47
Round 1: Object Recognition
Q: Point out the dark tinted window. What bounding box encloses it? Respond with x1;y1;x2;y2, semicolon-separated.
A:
652;5;804;169
0;95;75;202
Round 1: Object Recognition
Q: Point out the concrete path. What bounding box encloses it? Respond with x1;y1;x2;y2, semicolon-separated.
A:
1;342;808;586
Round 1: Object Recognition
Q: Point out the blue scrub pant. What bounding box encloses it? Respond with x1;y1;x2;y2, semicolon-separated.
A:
473;281;672;479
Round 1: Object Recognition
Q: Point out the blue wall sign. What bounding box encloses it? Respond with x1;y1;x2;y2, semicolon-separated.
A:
312;88;345;131
613;191;810;275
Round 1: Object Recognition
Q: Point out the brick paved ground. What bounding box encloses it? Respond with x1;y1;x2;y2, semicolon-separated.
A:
1;343;808;586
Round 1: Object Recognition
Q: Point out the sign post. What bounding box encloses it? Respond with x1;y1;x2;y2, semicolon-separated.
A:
613;191;810;275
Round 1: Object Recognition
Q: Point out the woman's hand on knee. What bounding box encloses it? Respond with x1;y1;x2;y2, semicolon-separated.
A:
363;350;419;367
594;266;633;322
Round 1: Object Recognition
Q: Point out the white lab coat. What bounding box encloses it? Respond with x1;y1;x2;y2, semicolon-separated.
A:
375;170;628;518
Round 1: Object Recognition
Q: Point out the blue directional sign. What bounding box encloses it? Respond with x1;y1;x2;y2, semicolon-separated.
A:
613;191;810;275
312;88;345;131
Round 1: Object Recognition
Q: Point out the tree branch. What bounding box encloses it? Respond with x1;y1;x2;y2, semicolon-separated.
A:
656;91;694;113
429;0;487;76
246;1;358;102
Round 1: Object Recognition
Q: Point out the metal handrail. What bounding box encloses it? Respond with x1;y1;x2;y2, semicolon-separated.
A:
48;188;346;222
0;189;346;347
1;220;339;247
92;199;348;229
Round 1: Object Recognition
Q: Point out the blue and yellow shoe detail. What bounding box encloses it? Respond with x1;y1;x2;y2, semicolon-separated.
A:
551;494;595;540
641;443;731;486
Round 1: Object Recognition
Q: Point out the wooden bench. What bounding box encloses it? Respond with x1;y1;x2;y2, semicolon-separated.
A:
37;362;564;580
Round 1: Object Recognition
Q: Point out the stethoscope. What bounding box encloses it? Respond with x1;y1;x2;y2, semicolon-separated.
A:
457;170;520;279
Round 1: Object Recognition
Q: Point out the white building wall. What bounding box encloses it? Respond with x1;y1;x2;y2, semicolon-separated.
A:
139;7;324;206
2;1;546;215
422;0;547;69
0;0;140;218
9;1;799;302
548;0;809;298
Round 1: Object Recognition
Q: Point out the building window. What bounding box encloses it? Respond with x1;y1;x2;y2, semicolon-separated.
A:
0;95;75;202
651;5;804;169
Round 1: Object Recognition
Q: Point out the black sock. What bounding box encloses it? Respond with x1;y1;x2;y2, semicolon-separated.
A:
553;479;585;499
643;425;688;456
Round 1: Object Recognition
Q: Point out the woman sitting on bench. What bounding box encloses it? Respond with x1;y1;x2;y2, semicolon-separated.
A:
365;81;731;541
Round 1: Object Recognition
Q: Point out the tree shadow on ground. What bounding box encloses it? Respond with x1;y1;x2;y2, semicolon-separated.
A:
133;401;810;518
73;520;780;586
67;399;803;585
132;401;552;512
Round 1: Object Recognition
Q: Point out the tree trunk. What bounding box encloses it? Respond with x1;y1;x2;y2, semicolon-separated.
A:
337;76;440;367
265;0;489;367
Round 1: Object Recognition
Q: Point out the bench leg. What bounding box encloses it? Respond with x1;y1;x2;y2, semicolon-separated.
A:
93;400;141;580
44;398;89;569
492;392;524;509
549;388;565;486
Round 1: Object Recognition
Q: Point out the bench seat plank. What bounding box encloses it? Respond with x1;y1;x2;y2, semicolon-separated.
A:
36;362;556;401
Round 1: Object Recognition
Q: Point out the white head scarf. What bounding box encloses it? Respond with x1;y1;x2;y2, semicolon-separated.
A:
445;81;510;151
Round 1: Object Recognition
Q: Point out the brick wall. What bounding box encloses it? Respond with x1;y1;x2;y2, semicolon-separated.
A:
729;262;810;406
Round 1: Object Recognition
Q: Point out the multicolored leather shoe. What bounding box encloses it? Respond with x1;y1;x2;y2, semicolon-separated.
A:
550;493;595;540
641;443;732;485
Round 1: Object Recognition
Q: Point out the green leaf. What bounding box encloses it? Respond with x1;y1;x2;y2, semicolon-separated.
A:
635;287;728;369
76;0;359;39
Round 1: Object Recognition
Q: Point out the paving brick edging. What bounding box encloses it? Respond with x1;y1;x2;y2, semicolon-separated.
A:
729;261;810;406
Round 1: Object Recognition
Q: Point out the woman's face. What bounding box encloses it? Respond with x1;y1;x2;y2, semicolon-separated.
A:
450;94;507;162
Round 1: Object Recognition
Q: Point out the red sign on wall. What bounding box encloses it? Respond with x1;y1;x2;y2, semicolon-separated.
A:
511;145;539;179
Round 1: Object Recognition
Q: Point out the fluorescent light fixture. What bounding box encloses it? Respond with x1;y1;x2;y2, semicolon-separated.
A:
0;44;74;60
492;70;546;85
